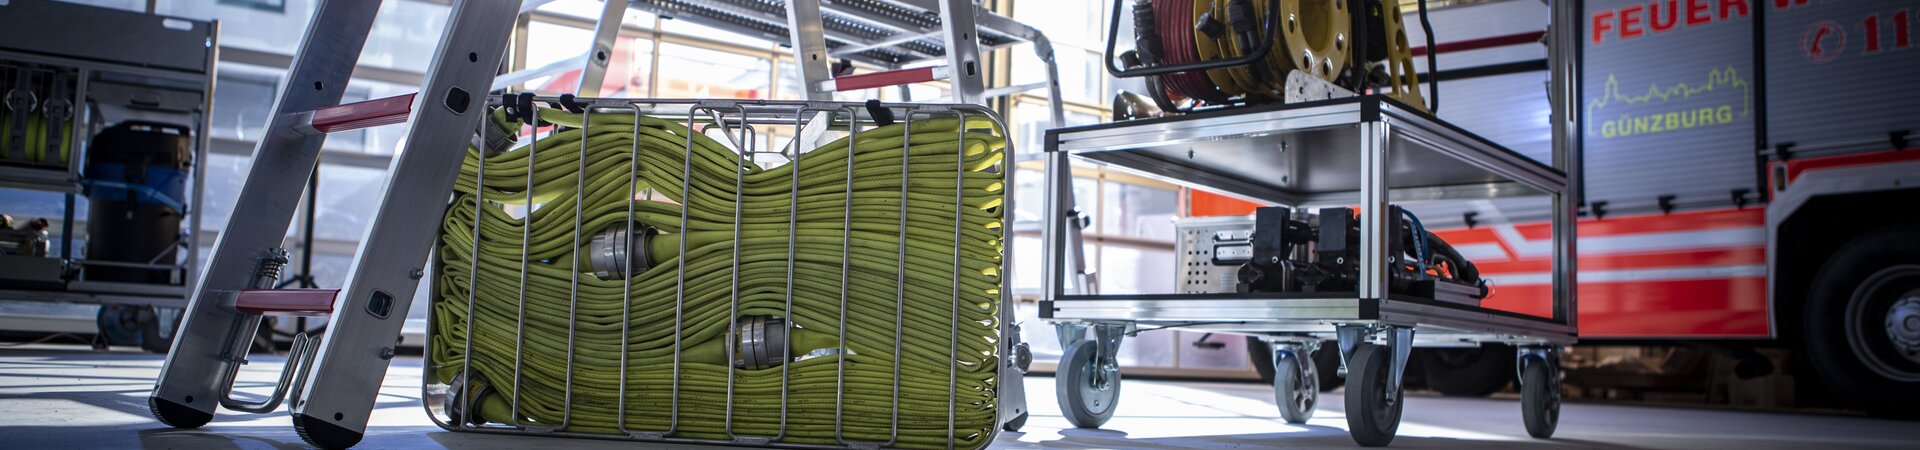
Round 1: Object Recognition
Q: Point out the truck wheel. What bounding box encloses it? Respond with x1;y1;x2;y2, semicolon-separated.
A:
1805;226;1920;420
1420;344;1514;397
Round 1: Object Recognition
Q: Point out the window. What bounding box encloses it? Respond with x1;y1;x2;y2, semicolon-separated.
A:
656;42;771;99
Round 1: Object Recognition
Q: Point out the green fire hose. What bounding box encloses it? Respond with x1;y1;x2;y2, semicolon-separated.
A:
430;106;1007;449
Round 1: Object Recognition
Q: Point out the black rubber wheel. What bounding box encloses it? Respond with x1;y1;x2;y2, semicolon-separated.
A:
1419;344;1514;397
1002;411;1029;432
1057;339;1120;428
1804;226;1920;420
148;395;212;429
1344;343;1402;447
1520;358;1560;438
1273;346;1318;424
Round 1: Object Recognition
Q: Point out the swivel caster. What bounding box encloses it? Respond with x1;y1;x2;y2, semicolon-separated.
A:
1057;339;1121;428
1519;348;1561;439
1345;343;1404;447
1271;342;1319;424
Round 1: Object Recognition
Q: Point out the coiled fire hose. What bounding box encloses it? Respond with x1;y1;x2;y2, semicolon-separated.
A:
429;106;1007;449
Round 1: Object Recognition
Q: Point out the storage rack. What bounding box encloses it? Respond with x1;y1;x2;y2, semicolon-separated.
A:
0;0;216;310
1035;3;1586;439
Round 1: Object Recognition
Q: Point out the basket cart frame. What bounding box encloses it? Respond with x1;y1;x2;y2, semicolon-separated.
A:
417;97;1018;450
147;0;1051;448
1035;2;1585;443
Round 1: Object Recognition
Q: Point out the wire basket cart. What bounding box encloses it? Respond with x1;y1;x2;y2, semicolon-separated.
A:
416;96;1023;450
1037;94;1580;446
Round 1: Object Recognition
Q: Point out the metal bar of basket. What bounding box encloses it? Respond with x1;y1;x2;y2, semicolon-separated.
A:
561;106;590;431
671;104;697;437
511;105;541;430
830;106;856;446
948;110;967;450
707;105;746;442
616;104;641;437
456;99;487;431
890;108;915;447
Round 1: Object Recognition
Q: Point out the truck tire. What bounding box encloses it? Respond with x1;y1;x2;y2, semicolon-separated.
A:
1804;226;1920;420
1419;344;1514;397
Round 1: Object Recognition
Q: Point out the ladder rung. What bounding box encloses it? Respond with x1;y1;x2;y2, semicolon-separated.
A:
309;93;416;134
820;66;947;92
234;289;339;317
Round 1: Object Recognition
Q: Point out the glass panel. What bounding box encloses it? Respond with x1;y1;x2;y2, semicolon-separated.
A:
535;0;658;24
1100;182;1178;240
1098;244;1175;295
1012;0;1106;49
660;17;777;49
311;164;387;241
1116;329;1175;368
521;29;654;96
657;43;771;99
199;153;248;232
1176;330;1251;370
209;65;281;142
1012;46;1103;106
1014;101;1099;155
357;0;451;73
160;0;316;54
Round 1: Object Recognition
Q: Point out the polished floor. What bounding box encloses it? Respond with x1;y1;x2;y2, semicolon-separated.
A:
1;345;1916;449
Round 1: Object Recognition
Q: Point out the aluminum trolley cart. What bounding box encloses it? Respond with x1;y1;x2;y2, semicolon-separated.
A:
1044;93;1582;444
1037;93;1580;447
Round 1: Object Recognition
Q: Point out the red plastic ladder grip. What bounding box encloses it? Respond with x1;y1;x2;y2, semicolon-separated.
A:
311;93;416;134
831;67;940;92
234;289;339;317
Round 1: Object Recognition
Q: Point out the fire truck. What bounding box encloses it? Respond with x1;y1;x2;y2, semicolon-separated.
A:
1192;0;1920;418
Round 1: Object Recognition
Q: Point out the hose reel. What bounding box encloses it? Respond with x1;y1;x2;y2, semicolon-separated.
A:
1109;0;1427;113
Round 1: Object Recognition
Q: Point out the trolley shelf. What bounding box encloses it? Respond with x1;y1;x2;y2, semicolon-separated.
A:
1048;96;1566;206
1038;94;1579;344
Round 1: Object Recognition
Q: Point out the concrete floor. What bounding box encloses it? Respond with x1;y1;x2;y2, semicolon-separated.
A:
2;345;1917;449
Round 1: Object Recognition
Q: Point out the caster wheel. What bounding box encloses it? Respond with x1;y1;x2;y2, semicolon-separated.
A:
1002;411;1029;432
1273;346;1318;424
1521;357;1561;439
1057;339;1120;428
1344;343;1402;447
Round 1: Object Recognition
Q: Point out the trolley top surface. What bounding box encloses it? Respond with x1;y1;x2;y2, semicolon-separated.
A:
1045;96;1569;206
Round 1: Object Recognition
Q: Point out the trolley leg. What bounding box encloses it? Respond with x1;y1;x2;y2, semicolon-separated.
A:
1517;346;1561;439
285;3;518;449
998;306;1030;432
1335;325;1365;376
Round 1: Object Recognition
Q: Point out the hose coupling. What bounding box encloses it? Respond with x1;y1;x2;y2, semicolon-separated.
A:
588;224;658;279
472;107;519;157
444;371;494;426
733;315;790;370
